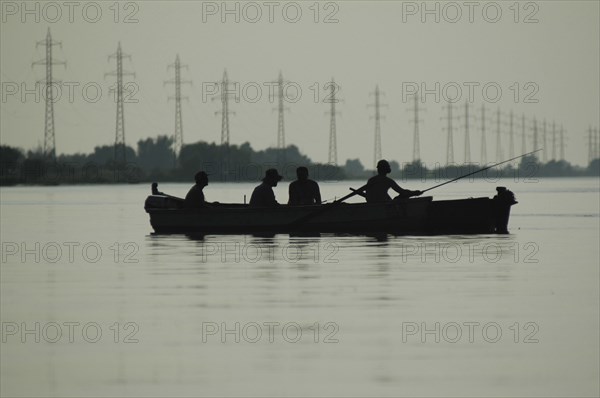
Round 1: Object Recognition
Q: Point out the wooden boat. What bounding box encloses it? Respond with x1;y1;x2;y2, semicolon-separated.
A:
144;187;516;235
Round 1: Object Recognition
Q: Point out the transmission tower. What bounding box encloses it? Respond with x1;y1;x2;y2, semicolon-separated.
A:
407;94;424;162
521;113;527;155
495;108;503;163
551;121;557;160
105;42;135;164
587;126;593;164
165;54;191;166
32;28;66;160
368;85;386;168
479;104;487;164
542;119;548;162
559;125;565;160
214;69;236;145
462;101;472;163
441;101;455;165
588;126;600;164
532;117;539;160
326;78;340;165
508;110;515;159
274;71;290;149
595;127;600;161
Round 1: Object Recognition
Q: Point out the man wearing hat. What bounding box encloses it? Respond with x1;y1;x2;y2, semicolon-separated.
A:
249;168;283;207
184;171;209;208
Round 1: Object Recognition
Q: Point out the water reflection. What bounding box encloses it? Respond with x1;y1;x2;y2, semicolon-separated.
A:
2;180;599;396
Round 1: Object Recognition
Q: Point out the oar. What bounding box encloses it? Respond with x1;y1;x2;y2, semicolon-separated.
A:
420;149;542;194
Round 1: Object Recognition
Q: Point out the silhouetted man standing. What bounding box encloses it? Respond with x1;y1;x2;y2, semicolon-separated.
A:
288;166;322;205
364;160;422;203
184;171;209;208
249;168;282;207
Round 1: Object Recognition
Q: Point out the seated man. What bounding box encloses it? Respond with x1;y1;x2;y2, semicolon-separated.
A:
288;166;322;206
184;171;209;208
249;168;282;207
364;160;422;203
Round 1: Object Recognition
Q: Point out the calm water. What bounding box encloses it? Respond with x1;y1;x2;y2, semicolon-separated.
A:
1;177;599;397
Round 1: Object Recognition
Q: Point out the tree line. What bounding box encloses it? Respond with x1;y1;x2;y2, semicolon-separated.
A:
0;138;598;186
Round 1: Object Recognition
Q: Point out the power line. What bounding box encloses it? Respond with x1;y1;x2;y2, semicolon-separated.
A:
32;28;66;159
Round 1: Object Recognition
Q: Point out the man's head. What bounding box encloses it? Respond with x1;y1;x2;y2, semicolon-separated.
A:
296;166;309;181
376;159;391;175
195;171;209;187
263;168;283;186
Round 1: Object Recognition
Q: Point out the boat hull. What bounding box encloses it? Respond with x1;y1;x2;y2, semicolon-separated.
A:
145;195;512;235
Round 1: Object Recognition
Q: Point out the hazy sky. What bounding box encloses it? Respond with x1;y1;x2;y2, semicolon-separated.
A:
1;0;599;167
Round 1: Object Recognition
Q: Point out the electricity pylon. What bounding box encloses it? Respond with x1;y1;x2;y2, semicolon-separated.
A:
479;104;488;164
326;78;341;165
105;42;135;164
441;101;456;165
214;69;236;145
32;28;66;160
495;108;503;163
461;101;473;163
165;54;191;166
368;85;387;168
275;71;290;150
407;94;424;162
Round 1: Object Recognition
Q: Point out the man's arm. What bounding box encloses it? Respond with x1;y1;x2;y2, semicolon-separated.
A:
390;179;422;198
313;182;322;204
269;188;279;206
288;183;294;205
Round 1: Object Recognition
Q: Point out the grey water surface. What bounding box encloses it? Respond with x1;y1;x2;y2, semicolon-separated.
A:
1;177;599;397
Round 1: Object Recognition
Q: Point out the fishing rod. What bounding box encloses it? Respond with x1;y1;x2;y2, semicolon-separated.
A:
421;149;542;194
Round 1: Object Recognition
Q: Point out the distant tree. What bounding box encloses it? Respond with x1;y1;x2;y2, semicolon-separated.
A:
344;158;365;178
587;158;600;176
0;145;24;185
137;135;174;173
179;141;253;181
517;155;540;179
88;144;137;166
401;160;426;180
541;160;573;176
0;145;24;164
389;160;401;177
